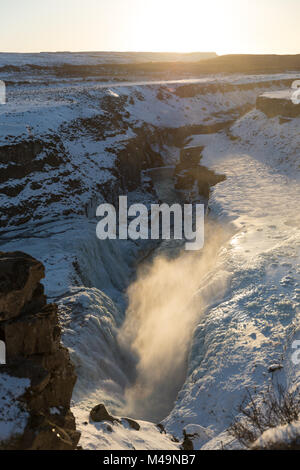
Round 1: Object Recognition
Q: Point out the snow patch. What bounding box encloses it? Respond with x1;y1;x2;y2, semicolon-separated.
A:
0;374;30;442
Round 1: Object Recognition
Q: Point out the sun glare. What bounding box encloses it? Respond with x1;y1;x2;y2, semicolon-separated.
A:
1;0;299;54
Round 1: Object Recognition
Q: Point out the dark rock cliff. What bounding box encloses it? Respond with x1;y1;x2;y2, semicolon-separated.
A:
0;251;80;450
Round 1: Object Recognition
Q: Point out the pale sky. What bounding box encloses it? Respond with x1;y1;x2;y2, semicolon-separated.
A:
0;0;299;55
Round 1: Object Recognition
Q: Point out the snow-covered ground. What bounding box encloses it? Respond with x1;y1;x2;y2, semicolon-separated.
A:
1;60;300;449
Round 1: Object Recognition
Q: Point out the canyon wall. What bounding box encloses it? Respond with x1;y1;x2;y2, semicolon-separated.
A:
0;251;80;450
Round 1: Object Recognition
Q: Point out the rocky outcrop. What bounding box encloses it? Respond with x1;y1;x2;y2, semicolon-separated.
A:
174;78;294;99
174;146;225;198
181;435;194;451
0;136;79;229
116;129;164;191
256;90;300;118
0;251;80;450
123;418;140;431
1;73;290;234
0;252;45;322
90;404;118;424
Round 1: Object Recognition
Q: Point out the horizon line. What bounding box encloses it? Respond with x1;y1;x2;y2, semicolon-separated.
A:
0;50;300;56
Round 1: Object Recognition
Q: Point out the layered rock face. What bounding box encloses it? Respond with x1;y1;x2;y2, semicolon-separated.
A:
0;251;80;450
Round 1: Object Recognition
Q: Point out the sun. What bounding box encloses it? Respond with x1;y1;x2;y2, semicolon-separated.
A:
124;0;232;54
